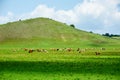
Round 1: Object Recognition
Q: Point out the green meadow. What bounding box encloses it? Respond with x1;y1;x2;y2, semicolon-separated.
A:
0;18;120;80
0;48;120;80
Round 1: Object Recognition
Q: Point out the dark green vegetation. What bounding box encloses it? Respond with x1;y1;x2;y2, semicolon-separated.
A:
102;33;120;38
0;17;120;80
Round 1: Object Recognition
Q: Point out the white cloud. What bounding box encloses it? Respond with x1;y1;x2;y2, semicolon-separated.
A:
0;12;14;24
74;1;105;18
28;5;79;24
55;10;79;24
1;0;120;34
74;0;120;34
30;5;55;18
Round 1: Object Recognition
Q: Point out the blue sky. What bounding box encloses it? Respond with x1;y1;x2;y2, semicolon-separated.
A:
0;0;83;16
0;0;120;34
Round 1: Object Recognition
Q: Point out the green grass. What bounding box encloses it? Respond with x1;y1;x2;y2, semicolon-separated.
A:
0;48;120;80
0;17;120;80
0;17;120;48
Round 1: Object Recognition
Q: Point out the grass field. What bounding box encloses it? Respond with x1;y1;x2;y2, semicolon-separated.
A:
0;17;120;80
0;48;120;80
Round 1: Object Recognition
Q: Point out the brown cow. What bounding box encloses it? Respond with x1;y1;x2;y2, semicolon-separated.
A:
24;48;28;51
66;48;72;52
95;52;101;55
28;49;35;53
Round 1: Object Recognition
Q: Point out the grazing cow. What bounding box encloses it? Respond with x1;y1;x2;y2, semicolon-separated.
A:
24;48;28;51
76;48;81;53
58;48;63;51
50;48;57;51
66;48;72;52
56;48;59;51
28;49;35;53
95;52;100;55
101;48;105;50
77;48;80;51
36;49;42;52
50;48;60;51
42;49;48;53
78;50;81;53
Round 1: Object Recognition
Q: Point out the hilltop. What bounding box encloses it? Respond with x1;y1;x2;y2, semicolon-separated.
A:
0;17;119;48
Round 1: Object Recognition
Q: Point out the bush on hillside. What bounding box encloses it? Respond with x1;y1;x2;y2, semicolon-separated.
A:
70;24;75;28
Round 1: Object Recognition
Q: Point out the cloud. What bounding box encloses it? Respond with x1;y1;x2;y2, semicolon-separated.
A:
30;5;55;18
29;5;79;24
0;12;14;24
74;0;105;18
73;0;120;34
1;0;120;34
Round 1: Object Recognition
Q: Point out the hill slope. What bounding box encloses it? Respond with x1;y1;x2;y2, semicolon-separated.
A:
0;18;119;48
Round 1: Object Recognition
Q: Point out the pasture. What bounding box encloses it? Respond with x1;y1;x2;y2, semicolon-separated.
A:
0;16;120;80
0;48;120;80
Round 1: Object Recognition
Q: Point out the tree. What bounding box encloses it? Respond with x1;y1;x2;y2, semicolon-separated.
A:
70;24;75;28
102;33;120;37
89;31;93;33
102;33;110;37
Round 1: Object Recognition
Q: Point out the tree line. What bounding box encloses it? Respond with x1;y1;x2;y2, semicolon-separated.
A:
69;24;120;38
102;33;120;37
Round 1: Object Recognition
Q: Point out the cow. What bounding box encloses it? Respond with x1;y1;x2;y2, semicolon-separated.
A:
42;49;48;53
36;49;42;52
24;48;28;51
101;48;105;50
95;52;101;55
28;49;35;53
66;48;72;52
77;48;80;51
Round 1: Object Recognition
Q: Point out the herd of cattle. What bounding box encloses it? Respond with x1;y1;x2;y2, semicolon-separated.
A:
21;48;106;55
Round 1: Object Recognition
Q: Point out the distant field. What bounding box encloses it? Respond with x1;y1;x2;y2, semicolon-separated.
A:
0;48;120;80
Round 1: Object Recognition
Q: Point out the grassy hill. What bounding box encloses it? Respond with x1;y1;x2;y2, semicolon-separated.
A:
0;17;119;48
